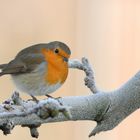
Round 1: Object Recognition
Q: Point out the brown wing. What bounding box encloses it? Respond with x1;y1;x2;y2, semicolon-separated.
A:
0;53;45;76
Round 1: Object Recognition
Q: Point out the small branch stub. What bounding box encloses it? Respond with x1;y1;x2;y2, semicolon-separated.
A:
22;124;40;138
0;120;15;135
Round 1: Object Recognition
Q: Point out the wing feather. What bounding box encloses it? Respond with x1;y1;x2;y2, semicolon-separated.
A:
0;53;45;76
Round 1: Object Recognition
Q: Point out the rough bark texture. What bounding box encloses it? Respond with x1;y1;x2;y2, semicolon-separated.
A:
0;58;139;138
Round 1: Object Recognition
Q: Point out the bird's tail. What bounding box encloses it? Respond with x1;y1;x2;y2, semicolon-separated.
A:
0;73;3;76
0;64;7;76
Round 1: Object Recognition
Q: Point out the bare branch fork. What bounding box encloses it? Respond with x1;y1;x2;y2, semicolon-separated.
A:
0;58;140;138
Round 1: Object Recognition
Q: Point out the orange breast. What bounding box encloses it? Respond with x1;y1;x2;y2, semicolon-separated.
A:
46;60;68;84
41;49;68;85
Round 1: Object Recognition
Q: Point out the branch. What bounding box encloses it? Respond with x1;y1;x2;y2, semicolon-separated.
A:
0;58;139;138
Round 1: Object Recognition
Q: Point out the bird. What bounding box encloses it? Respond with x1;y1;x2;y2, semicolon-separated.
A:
0;41;71;100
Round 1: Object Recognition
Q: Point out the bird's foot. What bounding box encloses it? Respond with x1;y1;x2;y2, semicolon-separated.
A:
45;95;62;105
46;94;61;100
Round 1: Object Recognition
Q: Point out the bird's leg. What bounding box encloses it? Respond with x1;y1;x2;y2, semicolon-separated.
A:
46;94;54;98
30;95;39;103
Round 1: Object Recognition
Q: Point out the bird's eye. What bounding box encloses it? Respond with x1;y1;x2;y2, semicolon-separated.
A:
54;49;59;54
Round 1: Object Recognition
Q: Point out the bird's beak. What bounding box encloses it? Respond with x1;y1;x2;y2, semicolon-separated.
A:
63;57;68;62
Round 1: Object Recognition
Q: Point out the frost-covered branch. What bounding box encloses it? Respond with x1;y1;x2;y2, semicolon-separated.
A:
0;58;140;138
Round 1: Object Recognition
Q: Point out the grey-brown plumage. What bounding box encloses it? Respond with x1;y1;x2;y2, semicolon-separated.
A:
0;41;71;76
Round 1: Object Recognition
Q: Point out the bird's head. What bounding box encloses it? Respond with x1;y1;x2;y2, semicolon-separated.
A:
41;41;71;64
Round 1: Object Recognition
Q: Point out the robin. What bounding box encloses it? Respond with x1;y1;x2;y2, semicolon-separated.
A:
0;41;71;100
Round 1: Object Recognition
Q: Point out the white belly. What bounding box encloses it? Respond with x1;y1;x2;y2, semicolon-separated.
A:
11;63;61;96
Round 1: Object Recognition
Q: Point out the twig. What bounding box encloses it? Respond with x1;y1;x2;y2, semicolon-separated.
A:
69;57;98;93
